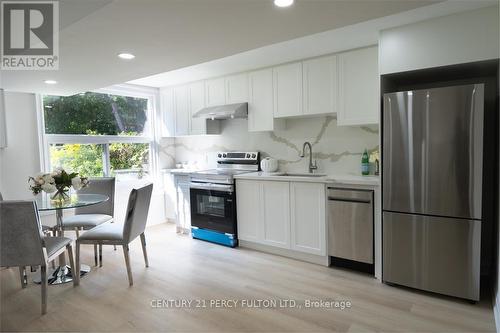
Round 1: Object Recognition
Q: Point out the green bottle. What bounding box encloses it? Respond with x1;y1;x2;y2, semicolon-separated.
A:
361;149;370;175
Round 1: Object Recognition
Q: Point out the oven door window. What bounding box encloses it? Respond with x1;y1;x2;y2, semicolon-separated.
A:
195;193;226;217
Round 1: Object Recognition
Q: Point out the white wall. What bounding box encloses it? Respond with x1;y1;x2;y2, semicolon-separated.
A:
379;6;499;74
0;92;40;200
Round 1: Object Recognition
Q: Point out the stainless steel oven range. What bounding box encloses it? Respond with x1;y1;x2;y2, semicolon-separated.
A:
189;152;259;247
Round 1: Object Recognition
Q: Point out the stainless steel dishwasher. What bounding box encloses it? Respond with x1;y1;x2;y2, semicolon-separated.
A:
328;187;374;264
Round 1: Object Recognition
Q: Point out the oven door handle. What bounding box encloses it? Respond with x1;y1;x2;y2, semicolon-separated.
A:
189;182;234;193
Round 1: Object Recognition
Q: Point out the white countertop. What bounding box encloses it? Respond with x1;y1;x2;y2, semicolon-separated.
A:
233;171;380;186
161;168;197;175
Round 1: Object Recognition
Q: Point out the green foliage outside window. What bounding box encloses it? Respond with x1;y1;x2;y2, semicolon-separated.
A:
50;144;104;177
44;92;147;135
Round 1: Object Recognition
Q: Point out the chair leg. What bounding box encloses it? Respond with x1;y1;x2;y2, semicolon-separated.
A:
66;244;77;286
140;233;149;268
75;242;80;286
99;244;103;267
19;266;27;288
75;227;80;238
122;245;133;286
41;265;47;315
94;244;98;266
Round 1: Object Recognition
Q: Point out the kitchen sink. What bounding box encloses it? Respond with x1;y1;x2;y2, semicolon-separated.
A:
277;173;327;177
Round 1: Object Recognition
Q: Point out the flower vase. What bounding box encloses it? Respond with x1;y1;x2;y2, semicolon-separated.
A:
51;187;70;203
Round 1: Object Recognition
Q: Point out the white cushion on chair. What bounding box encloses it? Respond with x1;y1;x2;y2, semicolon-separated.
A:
44;236;72;257
62;214;113;229
78;222;124;241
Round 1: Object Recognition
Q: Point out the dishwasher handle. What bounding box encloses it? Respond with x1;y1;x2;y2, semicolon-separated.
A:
328;196;372;204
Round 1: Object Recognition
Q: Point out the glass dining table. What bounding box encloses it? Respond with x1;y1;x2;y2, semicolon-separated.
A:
33;193;109;285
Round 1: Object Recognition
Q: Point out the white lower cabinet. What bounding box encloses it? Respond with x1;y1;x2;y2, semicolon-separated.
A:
235;180;260;242
174;174;191;233
261;181;290;248
290;182;326;255
236;179;325;256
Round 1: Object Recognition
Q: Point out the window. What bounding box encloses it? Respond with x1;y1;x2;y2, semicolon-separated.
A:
40;86;157;181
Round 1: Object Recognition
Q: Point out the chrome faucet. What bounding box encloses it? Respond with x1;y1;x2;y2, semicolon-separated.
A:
300;142;318;173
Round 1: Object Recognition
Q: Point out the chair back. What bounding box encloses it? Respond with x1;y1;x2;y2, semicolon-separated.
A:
123;183;153;243
75;177;115;216
0;201;46;267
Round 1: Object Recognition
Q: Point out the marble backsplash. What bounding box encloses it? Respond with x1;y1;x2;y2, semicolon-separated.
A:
159;116;379;176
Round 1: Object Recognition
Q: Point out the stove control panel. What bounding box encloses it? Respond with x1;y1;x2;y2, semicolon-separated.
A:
216;151;259;161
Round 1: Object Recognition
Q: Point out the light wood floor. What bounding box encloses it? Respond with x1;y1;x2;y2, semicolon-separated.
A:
1;223;495;332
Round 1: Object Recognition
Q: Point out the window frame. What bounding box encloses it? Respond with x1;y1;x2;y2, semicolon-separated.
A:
37;84;161;179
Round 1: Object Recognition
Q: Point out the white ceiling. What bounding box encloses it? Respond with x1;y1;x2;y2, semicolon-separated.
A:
2;0;493;96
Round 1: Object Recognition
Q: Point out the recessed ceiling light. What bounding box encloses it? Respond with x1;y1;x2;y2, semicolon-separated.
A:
274;0;294;7
44;80;57;84
118;53;135;60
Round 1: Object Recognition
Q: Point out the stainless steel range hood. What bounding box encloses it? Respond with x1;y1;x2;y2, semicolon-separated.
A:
193;102;248;120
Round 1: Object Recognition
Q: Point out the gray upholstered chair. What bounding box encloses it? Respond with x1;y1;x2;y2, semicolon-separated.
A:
0;200;76;314
75;183;153;286
62;177;115;266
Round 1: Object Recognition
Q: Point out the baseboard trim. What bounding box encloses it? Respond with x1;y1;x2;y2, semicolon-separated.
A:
239;240;330;266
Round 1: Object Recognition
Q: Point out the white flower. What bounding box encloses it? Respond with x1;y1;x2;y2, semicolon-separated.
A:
71;177;82;190
29;178;37;187
42;174;55;185
52;167;63;175
41;183;57;193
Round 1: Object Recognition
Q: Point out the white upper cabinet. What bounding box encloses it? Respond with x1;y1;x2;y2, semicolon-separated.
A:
205;77;225;107
273;62;303;118
290;182;326;256
161;45;379;136
337;46;379;126
188;81;206;135
173;85;189;136
225;73;248;104
303;55;337;116
159;87;175;137
248;68;275;132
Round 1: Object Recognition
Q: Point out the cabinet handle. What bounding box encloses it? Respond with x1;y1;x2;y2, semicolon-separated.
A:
328;197;371;204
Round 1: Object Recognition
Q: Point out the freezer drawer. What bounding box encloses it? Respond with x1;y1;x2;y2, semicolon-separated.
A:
328;189;373;264
383;211;481;301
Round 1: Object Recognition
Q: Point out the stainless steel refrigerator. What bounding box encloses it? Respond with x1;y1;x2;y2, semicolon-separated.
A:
382;84;484;301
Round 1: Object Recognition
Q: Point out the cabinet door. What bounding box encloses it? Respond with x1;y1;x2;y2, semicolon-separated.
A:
225;73;248;104
173;85;189;136
205;77;225;107
261;181;290;249
303;55;337;116
273;62;303;118
188;81;206;135
248;69;274;132
290;182;326;255
337;46;379;126
236;180;261;242
159;87;175;137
